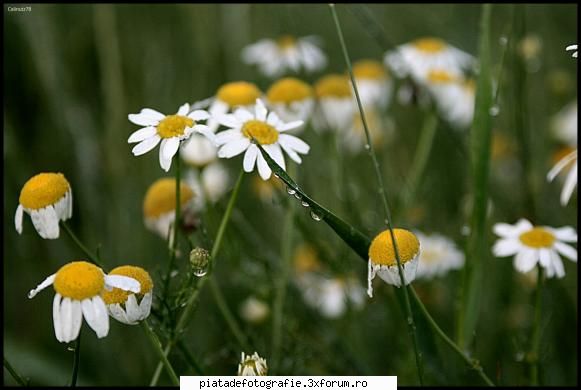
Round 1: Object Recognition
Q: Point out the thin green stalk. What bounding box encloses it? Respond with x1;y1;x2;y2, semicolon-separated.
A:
271;165;296;372
209;276;251;351
61;222;103;268
69;329;81;387
163;156;182;299
329;4;424;385
142;321;179;386
4;356;28;386
150;168;245;386
528;266;544;385
410;287;495;386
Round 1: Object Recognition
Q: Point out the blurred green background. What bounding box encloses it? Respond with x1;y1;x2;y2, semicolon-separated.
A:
3;3;577;386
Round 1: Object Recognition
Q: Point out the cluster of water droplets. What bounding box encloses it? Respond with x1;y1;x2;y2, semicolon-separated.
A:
284;185;322;222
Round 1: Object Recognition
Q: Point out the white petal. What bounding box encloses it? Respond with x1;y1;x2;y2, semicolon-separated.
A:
243;144;258;172
125;294;141;323
278;120;304;132
560;163;577;206
256;153;272;180
279;134;310;154
60;297;73;343
554;242;577;262
193;125;216;144
215;129;243;145
492;238;520;257
234;108;254;123
547;150;577;181
28;274;56;298
217;114;240;128
188;110;211;121
549;226;577;242
218;138;251;158
14;204;23;234
68;300;83;342
139;292;153;320
255;99;268;121
266;111;281;126
132;135;161;156
279;140;302;164
539;248;552;268
53;294;63;342
128;127;157;143
493;223;519;238
128;110;163;126
550;250;566;278
105;275;141;293
82;297;109;338
513;248;538;273
108;303;131;325
30;207;60;239
177;103;190;116
162;137;180;160
158;141;172;172
264;144;286;171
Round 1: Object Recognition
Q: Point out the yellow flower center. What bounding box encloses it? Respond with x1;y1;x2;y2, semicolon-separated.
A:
413;37;447;53
519;228;556;248
267;77;313;104
156;115;194;139
293;244;322;274
427;69;457;84
242;120;279;145
277;35;297;50
53;261;105;300
216;81;262;107
101;265;153;305
353;60;388;80
19;172;70;210
143;178;195;218
314;74;352;98
368;229;420;267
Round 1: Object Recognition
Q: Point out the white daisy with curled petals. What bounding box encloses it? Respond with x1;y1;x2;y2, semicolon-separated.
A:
547;148;577;206
127;103;213;172
215;99;309;180
28;261;140;343
492;219;577;278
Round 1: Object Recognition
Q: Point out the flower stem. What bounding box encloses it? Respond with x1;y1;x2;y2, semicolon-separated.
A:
329;4;424;385
409;287;495;386
142;320;179;386
163;155;182;300
69;329;81;387
3;356;28;386
61;221;103;268
529;266;544;385
150;168;245;386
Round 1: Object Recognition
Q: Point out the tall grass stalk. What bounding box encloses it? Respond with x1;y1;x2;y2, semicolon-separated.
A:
141;321;180;386
3;357;28;386
457;3;494;351
329;4;424;385
61;221;103;268
529;266;544;385
162;156;182;300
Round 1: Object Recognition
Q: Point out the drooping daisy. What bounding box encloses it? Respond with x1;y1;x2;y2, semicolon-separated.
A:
566;44;578;58
367;228;421;297
384;37;474;82
547;148;577;206
551;100;577;147
183;161;230;211
239;296;270;324
143;178;196;239
215;99;309;180
101;265;153;325
242;35;327;78
492;219;577;278
425;69;475;129
266;77;315;132
238;352;268;376
414;231;464;280
207;81;263;133
312;74;355;133
128;103;212;172
352;59;393;110
15;172;72;240
28;261;140;343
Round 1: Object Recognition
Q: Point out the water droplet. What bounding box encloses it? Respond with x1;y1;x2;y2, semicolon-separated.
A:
364;144;371;150
489;105;500;116
499;36;508;46
67;347;75;352
406;316;413;325
294;193;301;200
286;186;296;195
310;211;322;221
193;266;208;277
273;173;279;179
301;201;310;207
170;270;179;278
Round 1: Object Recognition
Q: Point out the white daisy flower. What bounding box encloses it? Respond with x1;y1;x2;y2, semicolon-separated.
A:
425;69;475;129
344;108;390;154
238;352;268;376
28;261;140;343
15;172;73;240
215;99;309;180
312;74;356;133
384;37;474;82
266;77;315;133
414;231;465;280
143;178;197;239
352;59;393;110
298;274;365;319
492;219;577;278
551;100;577;147
566;44;578;58
128;103;212;172
183;161;230;211
101;265;153;325
242;35;327;78
367;228;421;297
207;81;263;133
547;148;577;206
239;296;270;324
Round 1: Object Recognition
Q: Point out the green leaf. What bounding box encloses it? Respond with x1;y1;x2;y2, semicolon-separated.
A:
253;141;372;262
